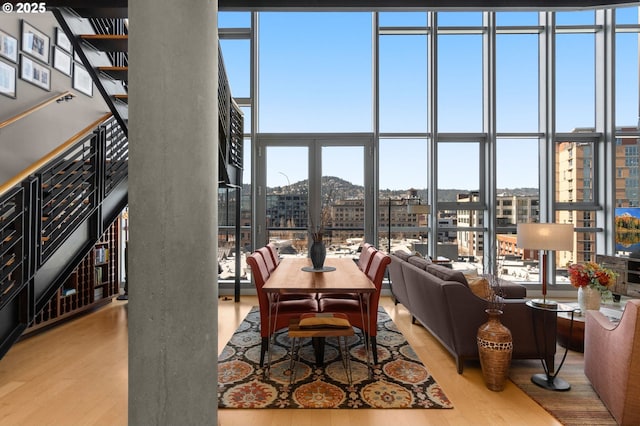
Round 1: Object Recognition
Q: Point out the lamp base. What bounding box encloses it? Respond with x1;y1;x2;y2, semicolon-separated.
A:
531;373;571;391
529;298;558;309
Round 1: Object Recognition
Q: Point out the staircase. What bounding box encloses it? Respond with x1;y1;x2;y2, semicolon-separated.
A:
0;6;243;360
52;7;129;134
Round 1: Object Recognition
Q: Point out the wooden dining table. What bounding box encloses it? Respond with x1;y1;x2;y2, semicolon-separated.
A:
262;257;376;373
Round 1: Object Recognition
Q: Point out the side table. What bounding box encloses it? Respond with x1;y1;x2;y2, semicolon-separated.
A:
526;301;578;391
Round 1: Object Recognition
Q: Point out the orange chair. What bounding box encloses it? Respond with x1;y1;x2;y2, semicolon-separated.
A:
246;252;319;367
318;251;391;364
584;299;640;425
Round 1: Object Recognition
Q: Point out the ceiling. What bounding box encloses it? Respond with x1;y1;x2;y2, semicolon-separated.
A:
43;0;640;11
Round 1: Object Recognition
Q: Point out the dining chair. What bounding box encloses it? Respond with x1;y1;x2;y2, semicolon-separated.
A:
266;242;281;266
257;246;316;301
246;252;319;367
318;251;391;364
321;244;378;302
257;246;277;274
357;244;377;275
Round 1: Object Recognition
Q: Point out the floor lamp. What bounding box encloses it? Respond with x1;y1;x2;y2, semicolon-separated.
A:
516;223;574;308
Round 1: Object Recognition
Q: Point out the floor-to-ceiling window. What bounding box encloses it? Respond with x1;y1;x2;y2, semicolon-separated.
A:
217;6;640;294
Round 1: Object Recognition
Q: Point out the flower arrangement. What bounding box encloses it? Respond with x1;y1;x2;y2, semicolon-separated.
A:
568;262;617;299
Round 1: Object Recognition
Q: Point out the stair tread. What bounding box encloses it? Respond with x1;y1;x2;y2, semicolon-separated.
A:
97;66;128;81
80;34;128;52
80;34;128;40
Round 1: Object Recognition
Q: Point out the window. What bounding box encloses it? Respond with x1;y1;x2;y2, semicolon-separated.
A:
215;7;640;288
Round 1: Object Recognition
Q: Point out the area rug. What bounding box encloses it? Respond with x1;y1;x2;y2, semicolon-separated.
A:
509;347;616;425
218;306;453;409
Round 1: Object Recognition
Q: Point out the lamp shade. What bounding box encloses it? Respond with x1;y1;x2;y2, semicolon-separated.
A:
516;223;573;251
407;203;430;214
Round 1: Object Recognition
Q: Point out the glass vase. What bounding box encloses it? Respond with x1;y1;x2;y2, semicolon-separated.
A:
577;286;601;313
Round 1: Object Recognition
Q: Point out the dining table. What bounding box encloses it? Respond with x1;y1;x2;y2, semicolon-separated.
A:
262;256;376;374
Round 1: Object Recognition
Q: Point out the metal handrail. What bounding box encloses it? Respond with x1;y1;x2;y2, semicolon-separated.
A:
0;113;113;198
0;91;75;130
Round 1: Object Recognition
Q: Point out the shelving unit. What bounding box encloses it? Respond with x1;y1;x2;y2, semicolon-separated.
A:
26;218;121;334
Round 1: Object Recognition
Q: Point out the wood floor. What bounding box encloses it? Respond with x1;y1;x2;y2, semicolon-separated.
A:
0;296;561;426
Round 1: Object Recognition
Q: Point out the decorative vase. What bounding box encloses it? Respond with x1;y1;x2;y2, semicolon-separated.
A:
309;239;326;270
477;309;513;392
578;286;601;313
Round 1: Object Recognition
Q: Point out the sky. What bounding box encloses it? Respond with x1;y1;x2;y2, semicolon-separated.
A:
219;8;640;190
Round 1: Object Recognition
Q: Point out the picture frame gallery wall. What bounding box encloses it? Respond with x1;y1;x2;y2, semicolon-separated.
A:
0;16;92;99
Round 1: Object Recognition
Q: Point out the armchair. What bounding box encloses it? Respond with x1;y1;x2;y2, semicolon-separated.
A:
584;299;640;425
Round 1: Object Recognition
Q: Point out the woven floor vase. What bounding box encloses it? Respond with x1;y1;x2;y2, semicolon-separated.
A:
477;309;513;391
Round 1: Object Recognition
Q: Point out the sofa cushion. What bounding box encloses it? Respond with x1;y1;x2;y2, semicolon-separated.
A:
426;264;468;287
393;250;413;262
408;256;431;270
467;276;491;299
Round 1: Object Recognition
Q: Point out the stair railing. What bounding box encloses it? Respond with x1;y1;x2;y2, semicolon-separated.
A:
0;91;75;130
0;112;128;358
0;113;111;199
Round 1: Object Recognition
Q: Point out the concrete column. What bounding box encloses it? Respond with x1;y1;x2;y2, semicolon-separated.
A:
128;1;218;424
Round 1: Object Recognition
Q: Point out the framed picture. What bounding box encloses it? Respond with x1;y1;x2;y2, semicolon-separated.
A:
73;62;93;97
20;54;50;91
21;20;50;64
0;60;16;98
0;29;18;63
53;46;71;76
55;27;71;53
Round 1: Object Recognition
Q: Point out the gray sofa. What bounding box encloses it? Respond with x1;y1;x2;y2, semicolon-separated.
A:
388;251;557;373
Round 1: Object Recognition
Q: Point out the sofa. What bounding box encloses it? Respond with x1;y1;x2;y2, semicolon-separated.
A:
388;251;557;373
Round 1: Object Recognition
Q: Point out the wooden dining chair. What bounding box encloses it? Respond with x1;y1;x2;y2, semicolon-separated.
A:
246;252;319;367
318;251;391;364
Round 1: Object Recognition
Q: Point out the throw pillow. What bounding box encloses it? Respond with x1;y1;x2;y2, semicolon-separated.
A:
459;267;478;279
467;277;491;300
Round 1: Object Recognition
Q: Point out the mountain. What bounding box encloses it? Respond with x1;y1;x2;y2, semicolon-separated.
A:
254;178;538;203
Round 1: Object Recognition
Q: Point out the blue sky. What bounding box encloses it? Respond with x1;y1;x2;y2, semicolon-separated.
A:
219;8;640;190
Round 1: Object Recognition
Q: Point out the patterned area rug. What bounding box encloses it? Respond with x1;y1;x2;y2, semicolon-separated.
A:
218;307;453;409
510;347;616;425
